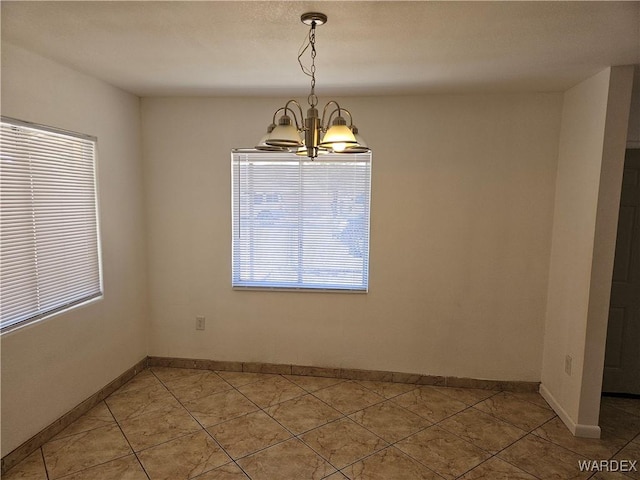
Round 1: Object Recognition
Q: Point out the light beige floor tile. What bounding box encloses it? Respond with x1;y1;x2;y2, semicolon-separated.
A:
533;417;627;458
393;387;468;423
53;454;147;480
14;368;639;480
2;449;47;480
236;376;306;408
138;430;230;480
237;438;335;480
591;473;637;479
184;389;259;427
506;391;553;410
207;411;291;459
356;380;417;399
613;441;640;479
106;382;178;422
474;391;556;431
216;371;275;387
323;473;348;479
342;446;442;480
458;457;538;479
165;372;233;403
115;370;163;396
54;402;116;440
438;408;526;454
284;375;344;392
151;367;211;385
192;463;249;479
301;418;387;469
430;386;497;406
265;393;342;435
313;381;384;415
42;424;131;479
349;400;430;443
119;403;202;451
498;433;593;480
396;425;490;480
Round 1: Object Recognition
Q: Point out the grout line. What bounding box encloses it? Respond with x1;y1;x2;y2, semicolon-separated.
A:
153;370;303;466
40;447;50;480
103;400;152;480
109;373;203;458
1;358;148;475
39;401;146;480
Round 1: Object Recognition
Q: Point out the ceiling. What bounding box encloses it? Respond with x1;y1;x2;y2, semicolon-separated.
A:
1;1;639;97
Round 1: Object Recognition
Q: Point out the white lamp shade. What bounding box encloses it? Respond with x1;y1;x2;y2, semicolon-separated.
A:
256;132;290;152
266;124;303;147
319;124;357;150
332;130;370;154
345;131;370;152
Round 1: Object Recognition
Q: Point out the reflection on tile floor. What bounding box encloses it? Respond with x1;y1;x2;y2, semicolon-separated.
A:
4;368;640;479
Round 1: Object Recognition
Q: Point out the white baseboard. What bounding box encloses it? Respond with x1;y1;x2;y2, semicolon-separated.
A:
539;383;601;439
574;423;602;438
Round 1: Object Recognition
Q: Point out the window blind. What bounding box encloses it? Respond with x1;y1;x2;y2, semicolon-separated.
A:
1;118;102;332
232;151;371;291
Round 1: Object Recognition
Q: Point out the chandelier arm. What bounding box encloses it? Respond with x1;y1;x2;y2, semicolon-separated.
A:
337;108;354;128
283;99;305;130
271;107;286;125
320;101;343;130
324;109;338;130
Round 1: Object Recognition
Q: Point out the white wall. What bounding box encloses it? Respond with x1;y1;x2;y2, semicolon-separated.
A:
540;66;634;437
0;44;148;456
142;93;562;382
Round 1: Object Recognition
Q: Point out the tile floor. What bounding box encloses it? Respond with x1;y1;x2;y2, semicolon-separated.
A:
4;367;639;479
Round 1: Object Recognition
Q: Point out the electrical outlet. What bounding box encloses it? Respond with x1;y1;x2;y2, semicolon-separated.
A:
565;355;572;376
196;316;205;331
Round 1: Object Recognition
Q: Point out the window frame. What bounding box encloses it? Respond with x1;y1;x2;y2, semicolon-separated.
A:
0;116;103;333
231;149;372;293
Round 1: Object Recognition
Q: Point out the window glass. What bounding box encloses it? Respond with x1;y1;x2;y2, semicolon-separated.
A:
232;151;371;291
0;118;102;332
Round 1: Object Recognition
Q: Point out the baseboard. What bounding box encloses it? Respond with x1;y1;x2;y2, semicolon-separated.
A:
574;423;601;438
539;383;601;439
1;357;148;475
147;356;540;393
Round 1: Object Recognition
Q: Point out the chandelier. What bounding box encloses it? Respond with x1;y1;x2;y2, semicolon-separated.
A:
256;12;369;159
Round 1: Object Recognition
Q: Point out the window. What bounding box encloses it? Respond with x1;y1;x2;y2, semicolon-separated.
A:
232;151;371;291
0;117;102;332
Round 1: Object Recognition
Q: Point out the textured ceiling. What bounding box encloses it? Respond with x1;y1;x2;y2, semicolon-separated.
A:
1;1;639;97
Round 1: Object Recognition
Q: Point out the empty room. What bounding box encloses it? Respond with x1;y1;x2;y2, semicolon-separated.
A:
1;1;639;479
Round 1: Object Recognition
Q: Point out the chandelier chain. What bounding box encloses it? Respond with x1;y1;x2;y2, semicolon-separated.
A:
298;23;319;108
309;23;317;107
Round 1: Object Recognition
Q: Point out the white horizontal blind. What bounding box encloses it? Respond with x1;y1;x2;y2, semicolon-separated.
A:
1;118;102;331
232;151;371;291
